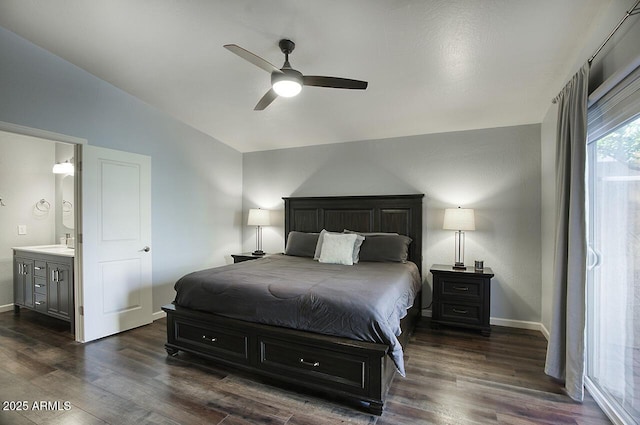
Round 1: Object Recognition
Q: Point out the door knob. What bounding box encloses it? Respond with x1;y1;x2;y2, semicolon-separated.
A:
141;246;151;252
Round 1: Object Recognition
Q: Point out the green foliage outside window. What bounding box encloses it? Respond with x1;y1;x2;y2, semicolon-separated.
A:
597;116;640;171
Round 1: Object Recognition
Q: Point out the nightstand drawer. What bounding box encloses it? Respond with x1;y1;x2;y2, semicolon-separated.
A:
441;278;482;301
439;302;482;325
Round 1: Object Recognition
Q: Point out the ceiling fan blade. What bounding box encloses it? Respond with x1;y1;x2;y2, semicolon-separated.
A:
303;76;368;90
254;89;278;110
224;44;283;75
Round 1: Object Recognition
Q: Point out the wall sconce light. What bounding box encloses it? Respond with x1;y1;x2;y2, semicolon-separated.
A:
53;158;74;175
247;208;271;256
443;207;475;269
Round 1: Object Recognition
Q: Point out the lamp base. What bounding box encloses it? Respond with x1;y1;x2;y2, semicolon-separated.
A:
252;250;265;256
452;263;466;270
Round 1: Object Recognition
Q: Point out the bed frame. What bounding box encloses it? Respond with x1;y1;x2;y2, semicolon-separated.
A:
162;194;424;414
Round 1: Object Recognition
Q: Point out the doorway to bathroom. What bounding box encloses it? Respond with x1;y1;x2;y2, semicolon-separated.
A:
0;122;153;343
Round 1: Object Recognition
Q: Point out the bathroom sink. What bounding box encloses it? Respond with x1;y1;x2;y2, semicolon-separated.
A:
12;244;75;257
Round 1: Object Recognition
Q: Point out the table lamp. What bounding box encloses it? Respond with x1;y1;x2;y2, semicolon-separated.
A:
443;207;475;269
247;208;270;256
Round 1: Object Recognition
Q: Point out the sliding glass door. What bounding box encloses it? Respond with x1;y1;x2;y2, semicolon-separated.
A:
587;108;640;423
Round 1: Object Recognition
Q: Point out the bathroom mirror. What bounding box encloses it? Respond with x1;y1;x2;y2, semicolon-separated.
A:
62;174;74;229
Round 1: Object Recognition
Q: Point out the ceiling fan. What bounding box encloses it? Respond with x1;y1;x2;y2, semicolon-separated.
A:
224;39;368;110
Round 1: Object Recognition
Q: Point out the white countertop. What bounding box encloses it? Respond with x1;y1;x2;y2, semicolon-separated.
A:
13;244;75;257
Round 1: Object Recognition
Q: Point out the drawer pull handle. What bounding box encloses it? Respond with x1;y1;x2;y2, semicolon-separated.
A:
201;335;217;342
35;284;43;288
35;301;45;306
299;358;320;367
34;266;43;270
453;308;468;314
453;286;469;291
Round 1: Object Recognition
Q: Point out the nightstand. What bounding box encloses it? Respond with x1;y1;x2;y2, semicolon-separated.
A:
231;253;266;263
430;264;494;336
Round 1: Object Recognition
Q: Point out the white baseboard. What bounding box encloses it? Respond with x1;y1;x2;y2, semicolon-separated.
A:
539;323;550;341
422;308;545;334
0;303;14;313
152;310;167;321
489;317;545;333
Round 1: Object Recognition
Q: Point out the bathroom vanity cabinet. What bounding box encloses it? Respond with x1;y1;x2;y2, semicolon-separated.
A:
13;246;74;331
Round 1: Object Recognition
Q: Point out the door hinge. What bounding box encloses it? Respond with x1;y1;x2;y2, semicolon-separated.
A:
79;306;84;316
77;233;83;244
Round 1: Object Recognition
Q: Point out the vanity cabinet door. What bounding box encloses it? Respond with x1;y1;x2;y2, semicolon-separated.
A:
47;262;72;320
13;257;34;308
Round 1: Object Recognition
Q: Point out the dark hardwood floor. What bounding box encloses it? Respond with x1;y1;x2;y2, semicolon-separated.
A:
0;310;610;424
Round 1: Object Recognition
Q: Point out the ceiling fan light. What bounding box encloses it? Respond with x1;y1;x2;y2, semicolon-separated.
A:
273;79;302;97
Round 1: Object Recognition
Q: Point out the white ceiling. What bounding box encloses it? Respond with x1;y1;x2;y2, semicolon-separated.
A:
0;0;609;152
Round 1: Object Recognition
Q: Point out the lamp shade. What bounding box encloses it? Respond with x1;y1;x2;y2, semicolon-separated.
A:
443;207;475;231
247;208;271;226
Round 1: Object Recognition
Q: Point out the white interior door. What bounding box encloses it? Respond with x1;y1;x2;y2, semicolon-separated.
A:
79;145;152;342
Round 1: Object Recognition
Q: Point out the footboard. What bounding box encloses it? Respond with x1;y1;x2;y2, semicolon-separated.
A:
162;303;394;414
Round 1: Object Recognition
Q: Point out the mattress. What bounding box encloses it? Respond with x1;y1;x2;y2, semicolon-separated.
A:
173;254;421;376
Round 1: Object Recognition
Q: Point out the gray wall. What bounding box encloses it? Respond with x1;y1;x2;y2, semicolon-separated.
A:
0;25;243;313
243;124;542;323
539;0;640;333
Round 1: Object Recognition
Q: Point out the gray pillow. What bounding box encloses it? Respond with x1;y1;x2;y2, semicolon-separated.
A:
358;234;412;263
285;231;320;258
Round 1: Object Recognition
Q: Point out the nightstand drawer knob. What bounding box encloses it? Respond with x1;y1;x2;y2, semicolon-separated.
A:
201;335;217;343
453;308;468;314
453;286;469;291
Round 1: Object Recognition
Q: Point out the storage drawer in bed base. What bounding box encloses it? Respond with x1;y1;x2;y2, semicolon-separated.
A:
162;303;407;415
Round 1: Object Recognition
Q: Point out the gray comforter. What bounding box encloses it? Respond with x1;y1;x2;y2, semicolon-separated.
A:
173;254;421;376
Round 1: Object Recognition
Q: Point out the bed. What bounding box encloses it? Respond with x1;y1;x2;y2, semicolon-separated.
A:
162;194;424;414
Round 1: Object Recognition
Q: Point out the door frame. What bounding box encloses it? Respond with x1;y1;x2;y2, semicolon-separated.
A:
0;121;87;342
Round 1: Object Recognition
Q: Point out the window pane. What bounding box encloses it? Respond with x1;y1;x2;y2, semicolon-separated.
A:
588;113;640;424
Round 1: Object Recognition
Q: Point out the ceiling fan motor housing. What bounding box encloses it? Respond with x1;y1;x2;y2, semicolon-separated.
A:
279;39;295;55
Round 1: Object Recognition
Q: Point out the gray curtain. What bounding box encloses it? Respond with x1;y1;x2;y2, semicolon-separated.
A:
545;62;590;402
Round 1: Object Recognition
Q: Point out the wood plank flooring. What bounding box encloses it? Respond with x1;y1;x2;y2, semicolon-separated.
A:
0;310;610;424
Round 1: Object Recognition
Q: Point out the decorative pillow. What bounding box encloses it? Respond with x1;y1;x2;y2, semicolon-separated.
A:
318;233;359;265
314;229;365;263
284;231;320;257
358;234;412;263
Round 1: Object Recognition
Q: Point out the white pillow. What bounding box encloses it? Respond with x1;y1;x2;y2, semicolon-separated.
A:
314;229;365;263
318;233;358;265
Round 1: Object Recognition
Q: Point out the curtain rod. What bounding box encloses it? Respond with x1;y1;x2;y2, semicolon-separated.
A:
552;0;640;104
588;0;640;64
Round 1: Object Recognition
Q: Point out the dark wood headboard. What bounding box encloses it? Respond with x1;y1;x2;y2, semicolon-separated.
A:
283;194;424;275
